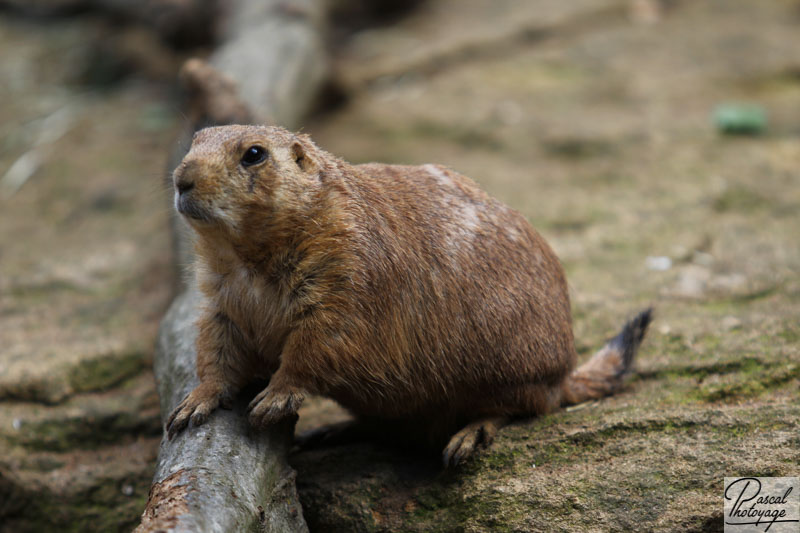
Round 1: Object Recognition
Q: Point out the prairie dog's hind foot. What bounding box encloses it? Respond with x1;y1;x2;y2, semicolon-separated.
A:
442;417;508;468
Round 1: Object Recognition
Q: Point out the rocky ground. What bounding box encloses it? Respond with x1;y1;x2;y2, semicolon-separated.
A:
1;0;798;532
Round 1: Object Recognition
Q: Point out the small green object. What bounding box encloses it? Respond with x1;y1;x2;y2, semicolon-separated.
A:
713;103;767;135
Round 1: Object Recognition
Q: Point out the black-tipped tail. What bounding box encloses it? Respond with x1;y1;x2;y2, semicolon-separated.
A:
561;308;653;406
607;307;653;379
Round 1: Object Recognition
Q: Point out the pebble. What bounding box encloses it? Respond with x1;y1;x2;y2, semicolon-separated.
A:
646;256;672;271
673;265;711;298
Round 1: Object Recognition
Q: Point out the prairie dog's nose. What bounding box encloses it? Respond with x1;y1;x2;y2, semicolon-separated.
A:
174;159;199;195
176;178;194;195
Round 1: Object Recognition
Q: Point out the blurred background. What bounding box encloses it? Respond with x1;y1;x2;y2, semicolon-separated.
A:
0;0;798;531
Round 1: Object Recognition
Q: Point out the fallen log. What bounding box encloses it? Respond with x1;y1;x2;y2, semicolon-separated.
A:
136;1;328;531
136;290;307;533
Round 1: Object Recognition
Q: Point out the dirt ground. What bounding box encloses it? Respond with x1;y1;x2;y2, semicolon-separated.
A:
1;0;798;531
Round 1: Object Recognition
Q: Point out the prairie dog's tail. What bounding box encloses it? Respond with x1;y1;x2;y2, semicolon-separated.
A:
561;308;653;406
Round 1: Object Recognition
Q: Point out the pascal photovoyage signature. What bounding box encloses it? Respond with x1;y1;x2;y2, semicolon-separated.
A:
725;477;798;532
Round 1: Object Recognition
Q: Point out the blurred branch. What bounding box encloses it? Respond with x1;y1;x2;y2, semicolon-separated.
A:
333;1;627;93
1;106;75;198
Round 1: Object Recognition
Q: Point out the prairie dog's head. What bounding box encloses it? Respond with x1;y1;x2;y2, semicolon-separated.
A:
172;125;320;237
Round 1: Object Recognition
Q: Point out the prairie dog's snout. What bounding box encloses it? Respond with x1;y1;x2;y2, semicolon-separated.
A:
173;160;196;195
172;160;208;222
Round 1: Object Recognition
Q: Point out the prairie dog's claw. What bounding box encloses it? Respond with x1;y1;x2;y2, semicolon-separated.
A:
165;384;224;439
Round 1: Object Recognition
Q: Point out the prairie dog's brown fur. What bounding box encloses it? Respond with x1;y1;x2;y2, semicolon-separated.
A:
166;125;652;465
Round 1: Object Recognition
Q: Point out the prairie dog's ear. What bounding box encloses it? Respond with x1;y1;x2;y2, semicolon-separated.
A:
291;140;318;174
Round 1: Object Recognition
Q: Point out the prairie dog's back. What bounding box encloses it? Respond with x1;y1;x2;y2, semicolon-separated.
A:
319;161;576;415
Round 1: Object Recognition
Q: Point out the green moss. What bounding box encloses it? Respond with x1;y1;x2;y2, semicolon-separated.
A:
408;493;465;533
527;416;706;466
408;476;529;533
478;449;520;471
532;208;610;234
693;362;799;403
727;284;780;304
694;285;781;317
2;472;151;533
541;137;615;159
712;185;771;212
634;348;798;404
12;409;160;452
638;356;769;382
8;280;85;300
68;351;146;394
778;325;800;344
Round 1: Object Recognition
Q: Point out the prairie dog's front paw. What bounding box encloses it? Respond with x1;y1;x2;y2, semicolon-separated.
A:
247;386;305;427
166;383;228;439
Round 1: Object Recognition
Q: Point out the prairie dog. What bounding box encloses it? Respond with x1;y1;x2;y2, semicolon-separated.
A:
166;125;651;465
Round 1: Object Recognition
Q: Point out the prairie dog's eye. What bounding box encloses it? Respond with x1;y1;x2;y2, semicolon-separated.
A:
241;146;268;167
